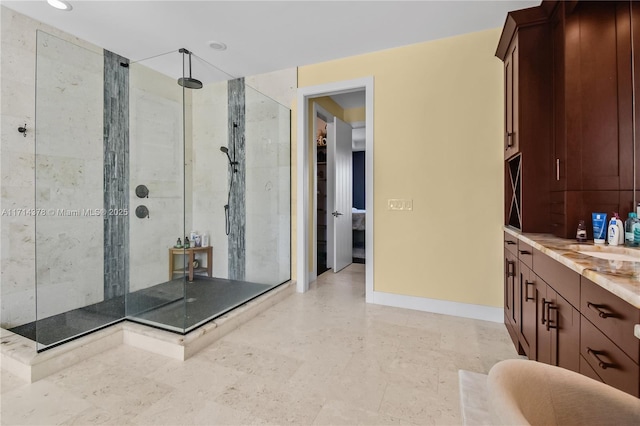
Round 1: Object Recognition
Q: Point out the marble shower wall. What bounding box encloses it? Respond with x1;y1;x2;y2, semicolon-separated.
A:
0;5;109;328
191;81;229;279
128;61;184;292
103;50;129;299
33;32;105;320
244;85;291;284
227;78;246;281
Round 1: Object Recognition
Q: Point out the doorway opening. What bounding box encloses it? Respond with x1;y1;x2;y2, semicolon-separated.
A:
296;77;374;302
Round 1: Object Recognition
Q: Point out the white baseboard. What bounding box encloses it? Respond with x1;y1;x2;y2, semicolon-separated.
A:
372;291;504;323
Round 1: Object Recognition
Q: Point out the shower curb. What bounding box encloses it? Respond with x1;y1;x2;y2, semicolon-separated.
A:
1;281;294;383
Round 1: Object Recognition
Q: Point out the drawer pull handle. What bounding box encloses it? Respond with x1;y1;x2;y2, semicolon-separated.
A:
524;280;535;302
506;240;516;245
506;260;515;278
587;302;614;319
587;348;616;370
519;250;532;255
546;304;558;331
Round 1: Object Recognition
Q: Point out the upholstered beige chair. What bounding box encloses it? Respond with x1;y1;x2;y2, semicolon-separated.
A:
487;359;640;425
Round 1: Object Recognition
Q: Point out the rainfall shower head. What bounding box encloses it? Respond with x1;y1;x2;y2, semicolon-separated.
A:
177;48;203;89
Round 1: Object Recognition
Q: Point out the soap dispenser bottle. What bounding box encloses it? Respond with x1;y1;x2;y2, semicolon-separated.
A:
608;215;620;246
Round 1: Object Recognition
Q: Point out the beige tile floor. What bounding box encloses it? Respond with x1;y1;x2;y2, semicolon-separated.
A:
0;264;519;425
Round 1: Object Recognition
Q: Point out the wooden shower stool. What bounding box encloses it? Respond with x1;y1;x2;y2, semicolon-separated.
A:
168;246;213;282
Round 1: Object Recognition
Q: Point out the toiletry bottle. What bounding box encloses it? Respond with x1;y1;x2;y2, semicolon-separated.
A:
184;236;190;249
615;213;625;244
202;233;209;247
576;220;587;242
592;213;607;244
634;214;640;246
608;216;620;246
625;213;638;246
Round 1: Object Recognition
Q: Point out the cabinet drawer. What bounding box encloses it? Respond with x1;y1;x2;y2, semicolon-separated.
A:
518;240;533;269
533;248;580;308
581;317;639;397
504;232;518;255
581;276;640;364
579;354;604;384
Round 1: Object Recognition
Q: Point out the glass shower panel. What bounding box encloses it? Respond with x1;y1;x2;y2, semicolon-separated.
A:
244;85;291;286
126;52;187;332
34;31;119;350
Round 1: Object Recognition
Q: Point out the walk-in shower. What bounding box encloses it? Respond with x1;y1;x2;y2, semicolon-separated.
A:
5;32;291;351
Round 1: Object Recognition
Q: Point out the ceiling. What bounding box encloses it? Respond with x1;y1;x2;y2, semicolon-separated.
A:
3;0;540;82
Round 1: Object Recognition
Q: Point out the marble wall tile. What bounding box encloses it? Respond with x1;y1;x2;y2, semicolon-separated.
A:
244;83;291;284
0;12;106;333
33;31;105;321
228;78;246;281
245;67;297;109
128;66;185;292
191;81;229;278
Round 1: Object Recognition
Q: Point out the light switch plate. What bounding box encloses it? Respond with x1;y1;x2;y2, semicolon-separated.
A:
388;199;413;211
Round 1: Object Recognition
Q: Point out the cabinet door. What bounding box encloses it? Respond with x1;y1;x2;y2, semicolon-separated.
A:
504;249;518;328
549;288;581;373
536;281;551;364
504;38;519;160
520;263;537;359
551;3;566;192
563;2;633;191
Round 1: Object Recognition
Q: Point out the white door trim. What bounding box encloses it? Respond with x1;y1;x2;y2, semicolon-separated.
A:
296;76;374;303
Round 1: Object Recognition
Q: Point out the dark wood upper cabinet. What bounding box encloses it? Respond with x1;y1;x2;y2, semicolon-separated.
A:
555;1;634;192
497;7;553;233
499;0;640;238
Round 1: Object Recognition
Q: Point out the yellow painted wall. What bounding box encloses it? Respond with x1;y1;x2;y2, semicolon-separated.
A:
344;107;366;123
297;28;504;307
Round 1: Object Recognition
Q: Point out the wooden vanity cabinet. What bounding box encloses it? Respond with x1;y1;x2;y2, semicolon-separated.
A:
505;237;640;397
534;274;580;372
580;276;640;397
519;262;537;358
504;236;520;351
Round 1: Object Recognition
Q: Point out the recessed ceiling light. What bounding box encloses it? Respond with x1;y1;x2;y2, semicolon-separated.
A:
47;0;73;11
208;41;227;51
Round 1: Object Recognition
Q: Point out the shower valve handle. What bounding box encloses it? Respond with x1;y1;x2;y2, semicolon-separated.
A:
332;211;343;217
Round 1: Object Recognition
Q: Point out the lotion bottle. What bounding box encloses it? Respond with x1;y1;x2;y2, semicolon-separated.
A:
615;213;625;244
608;216;620;246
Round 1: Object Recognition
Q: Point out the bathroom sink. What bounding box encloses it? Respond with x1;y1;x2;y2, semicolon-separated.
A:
577;251;639;262
569;244;640;262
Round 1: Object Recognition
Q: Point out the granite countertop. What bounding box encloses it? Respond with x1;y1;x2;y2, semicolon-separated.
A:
504;227;640;309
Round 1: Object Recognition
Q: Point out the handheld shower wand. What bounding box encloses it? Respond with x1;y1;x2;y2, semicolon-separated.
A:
219;146;238;172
